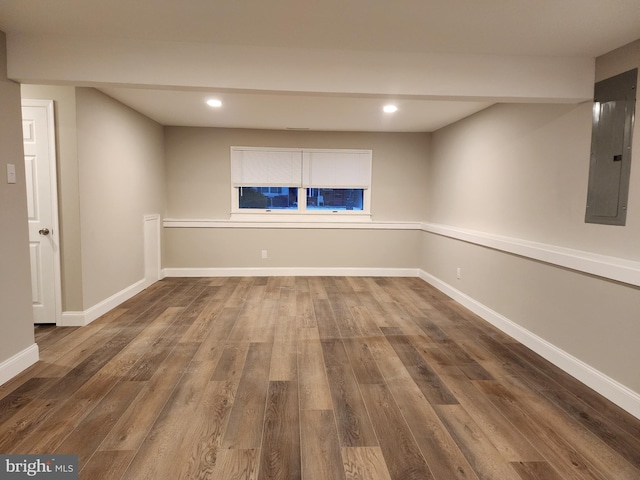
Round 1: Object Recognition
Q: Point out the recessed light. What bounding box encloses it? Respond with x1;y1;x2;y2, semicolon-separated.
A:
206;98;222;108
383;104;398;113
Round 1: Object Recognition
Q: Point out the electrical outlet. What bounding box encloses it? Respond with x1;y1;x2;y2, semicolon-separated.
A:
456;267;462;280
261;249;268;259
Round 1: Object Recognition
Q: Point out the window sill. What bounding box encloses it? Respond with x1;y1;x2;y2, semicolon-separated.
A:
229;211;372;223
163;217;419;230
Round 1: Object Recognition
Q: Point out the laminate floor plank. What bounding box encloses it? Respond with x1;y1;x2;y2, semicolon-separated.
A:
510;461;565;480
34;325;79;352
324;277;363;338
295;290;316;328
321;339;379;447
506;342;640;448
53;380;143;465
80;450;136;480
298;338;333;411
365;277;397;304
171;379;240;479
174;336;250;479
39;334;137;400
348;305;383;337
300;409;346;480
357;291;396;328
179;298;226;343
269;315;297;381
308;276;329;300
120;309;188;382
8;396;97;455
434;404;522;480
258;380;301;480
435;366;544;463
542;386;640;469
379;301;425;336
382;364;478;480
99;342;201;452
0;398;55;452
277;283;296;317
226;286;267;343
222;342;273;449
360;383;434;480
386;335;458;405
225;277;259;308
211;448;260;480
265;276;283;300
333;278;363;307
0;378;56;426
475;380;611;480
314;298;342;340
342;447;392;480
211;342;250;382
192;306;240;361
1;277;638;480
346;276;370;293
34;309;128;373
121;359;220;480
249;297;278;344
492;377;640;480
342;337;385;385
381;280;432;318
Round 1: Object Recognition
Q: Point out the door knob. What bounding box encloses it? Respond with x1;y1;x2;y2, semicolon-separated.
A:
39;228;50;236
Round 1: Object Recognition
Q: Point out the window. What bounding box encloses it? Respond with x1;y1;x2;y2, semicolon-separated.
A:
306;188;364;211
231;147;372;218
239;186;297;210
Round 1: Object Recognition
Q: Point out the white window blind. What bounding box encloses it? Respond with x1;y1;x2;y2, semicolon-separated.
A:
231;149;302;187
302;151;372;189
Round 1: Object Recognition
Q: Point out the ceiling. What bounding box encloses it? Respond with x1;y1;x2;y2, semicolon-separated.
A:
2;0;639;132
95;87;493;132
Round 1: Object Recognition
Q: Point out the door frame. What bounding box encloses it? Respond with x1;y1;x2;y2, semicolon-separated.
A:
22;98;62;326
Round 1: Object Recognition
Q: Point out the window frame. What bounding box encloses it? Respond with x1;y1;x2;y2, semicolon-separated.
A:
230;146;372;221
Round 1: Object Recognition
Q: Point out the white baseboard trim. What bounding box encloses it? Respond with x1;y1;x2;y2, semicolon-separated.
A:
60;311;86;326
164;267;420;278
0;343;39;387
418;269;640;420
61;278;149;327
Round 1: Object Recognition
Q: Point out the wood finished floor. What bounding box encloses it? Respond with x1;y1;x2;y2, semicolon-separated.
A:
2;277;640;480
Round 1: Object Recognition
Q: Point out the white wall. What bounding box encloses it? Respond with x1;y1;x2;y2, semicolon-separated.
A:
165;128;430;221
0;31;37;383
76;88;165;309
164;128;429;272
421;39;640;411
427;101;640;259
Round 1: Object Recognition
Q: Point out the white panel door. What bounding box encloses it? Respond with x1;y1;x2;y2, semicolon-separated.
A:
22;100;60;324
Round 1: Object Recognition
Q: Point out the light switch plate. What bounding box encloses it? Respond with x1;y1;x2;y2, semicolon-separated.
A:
6;164;16;184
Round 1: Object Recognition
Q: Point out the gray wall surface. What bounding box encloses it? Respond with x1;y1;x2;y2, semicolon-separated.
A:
0;31;36;370
421;40;640;393
75;88;165;309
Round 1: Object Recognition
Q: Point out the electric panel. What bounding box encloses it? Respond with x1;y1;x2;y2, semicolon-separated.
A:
585;68;637;226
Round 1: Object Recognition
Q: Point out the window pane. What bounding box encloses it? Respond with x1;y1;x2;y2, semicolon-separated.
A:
306;188;364;211
238;187;298;210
